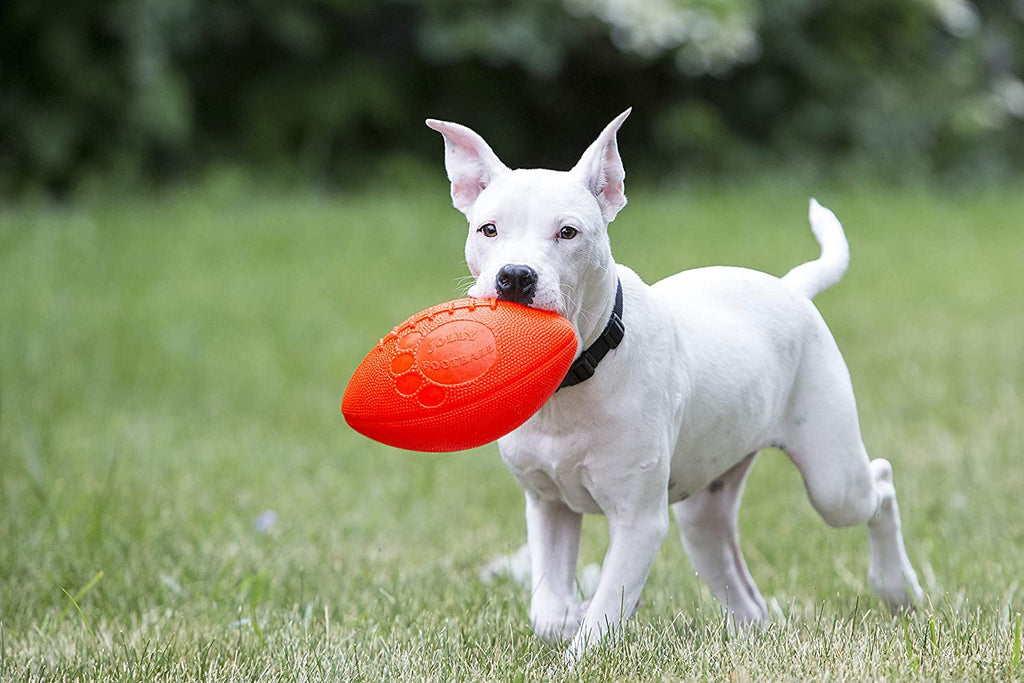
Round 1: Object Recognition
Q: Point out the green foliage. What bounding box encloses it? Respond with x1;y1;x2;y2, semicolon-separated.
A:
1;0;1022;194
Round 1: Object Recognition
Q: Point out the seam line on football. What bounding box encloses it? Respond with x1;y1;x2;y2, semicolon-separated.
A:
376;298;506;351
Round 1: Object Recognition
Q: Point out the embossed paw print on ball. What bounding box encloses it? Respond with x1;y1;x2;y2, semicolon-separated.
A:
342;299;577;452
389;319;497;407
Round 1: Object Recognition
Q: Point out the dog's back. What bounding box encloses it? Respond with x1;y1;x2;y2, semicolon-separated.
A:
650;265;823;490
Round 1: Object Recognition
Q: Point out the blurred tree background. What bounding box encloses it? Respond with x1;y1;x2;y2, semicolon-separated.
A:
1;0;1022;195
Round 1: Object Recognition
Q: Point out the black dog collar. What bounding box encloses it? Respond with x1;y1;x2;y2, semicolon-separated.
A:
559;278;625;390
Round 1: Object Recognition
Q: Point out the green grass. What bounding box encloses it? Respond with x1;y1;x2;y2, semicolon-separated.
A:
1;176;1022;680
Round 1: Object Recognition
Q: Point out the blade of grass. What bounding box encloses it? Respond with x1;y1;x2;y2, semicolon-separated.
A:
901;614;919;675
56;570;104;636
1012;612;1021;676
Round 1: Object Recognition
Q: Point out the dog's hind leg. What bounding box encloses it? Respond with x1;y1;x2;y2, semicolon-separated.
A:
782;346;923;609
672;453;768;625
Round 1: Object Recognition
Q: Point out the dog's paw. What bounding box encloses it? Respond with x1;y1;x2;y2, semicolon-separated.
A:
478;544;531;587
870;567;924;611
531;613;583;644
531;599;587;644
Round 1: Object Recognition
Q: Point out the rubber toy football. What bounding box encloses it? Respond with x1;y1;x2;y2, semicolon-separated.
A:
342;298;577;452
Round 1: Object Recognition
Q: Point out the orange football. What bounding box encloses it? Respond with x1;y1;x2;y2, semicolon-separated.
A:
342;298;577;452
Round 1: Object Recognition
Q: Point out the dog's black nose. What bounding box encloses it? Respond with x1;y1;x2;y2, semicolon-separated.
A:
495;264;538;305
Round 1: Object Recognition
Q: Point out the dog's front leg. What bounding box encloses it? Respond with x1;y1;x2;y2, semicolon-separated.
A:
525;492;584;642
566;504;669;662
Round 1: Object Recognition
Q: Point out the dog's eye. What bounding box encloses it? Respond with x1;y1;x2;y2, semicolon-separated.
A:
478;223;498;238
558;226;579;240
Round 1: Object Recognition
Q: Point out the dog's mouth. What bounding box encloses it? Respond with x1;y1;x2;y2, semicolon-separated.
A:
467;277;564;316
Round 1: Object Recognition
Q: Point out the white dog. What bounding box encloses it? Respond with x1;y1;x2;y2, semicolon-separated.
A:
426;109;923;661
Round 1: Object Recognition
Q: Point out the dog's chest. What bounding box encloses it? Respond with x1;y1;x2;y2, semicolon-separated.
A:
498;424;605;514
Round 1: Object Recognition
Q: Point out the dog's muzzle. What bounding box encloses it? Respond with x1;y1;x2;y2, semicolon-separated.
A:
495;264;538;306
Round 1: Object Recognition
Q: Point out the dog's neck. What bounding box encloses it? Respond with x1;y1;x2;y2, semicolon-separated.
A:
571;263;620;352
559;275;624;390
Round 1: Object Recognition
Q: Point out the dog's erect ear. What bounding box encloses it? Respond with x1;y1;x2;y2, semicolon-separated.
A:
573;107;626;222
425;119;510;217
571;108;631;223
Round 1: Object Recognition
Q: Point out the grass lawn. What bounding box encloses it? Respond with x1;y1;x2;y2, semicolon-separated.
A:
1;176;1022;680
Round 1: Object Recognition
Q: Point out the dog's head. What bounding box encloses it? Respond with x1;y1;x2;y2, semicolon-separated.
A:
426;111;630;334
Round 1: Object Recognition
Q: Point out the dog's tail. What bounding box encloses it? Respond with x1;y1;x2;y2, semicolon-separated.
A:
781;199;850;299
